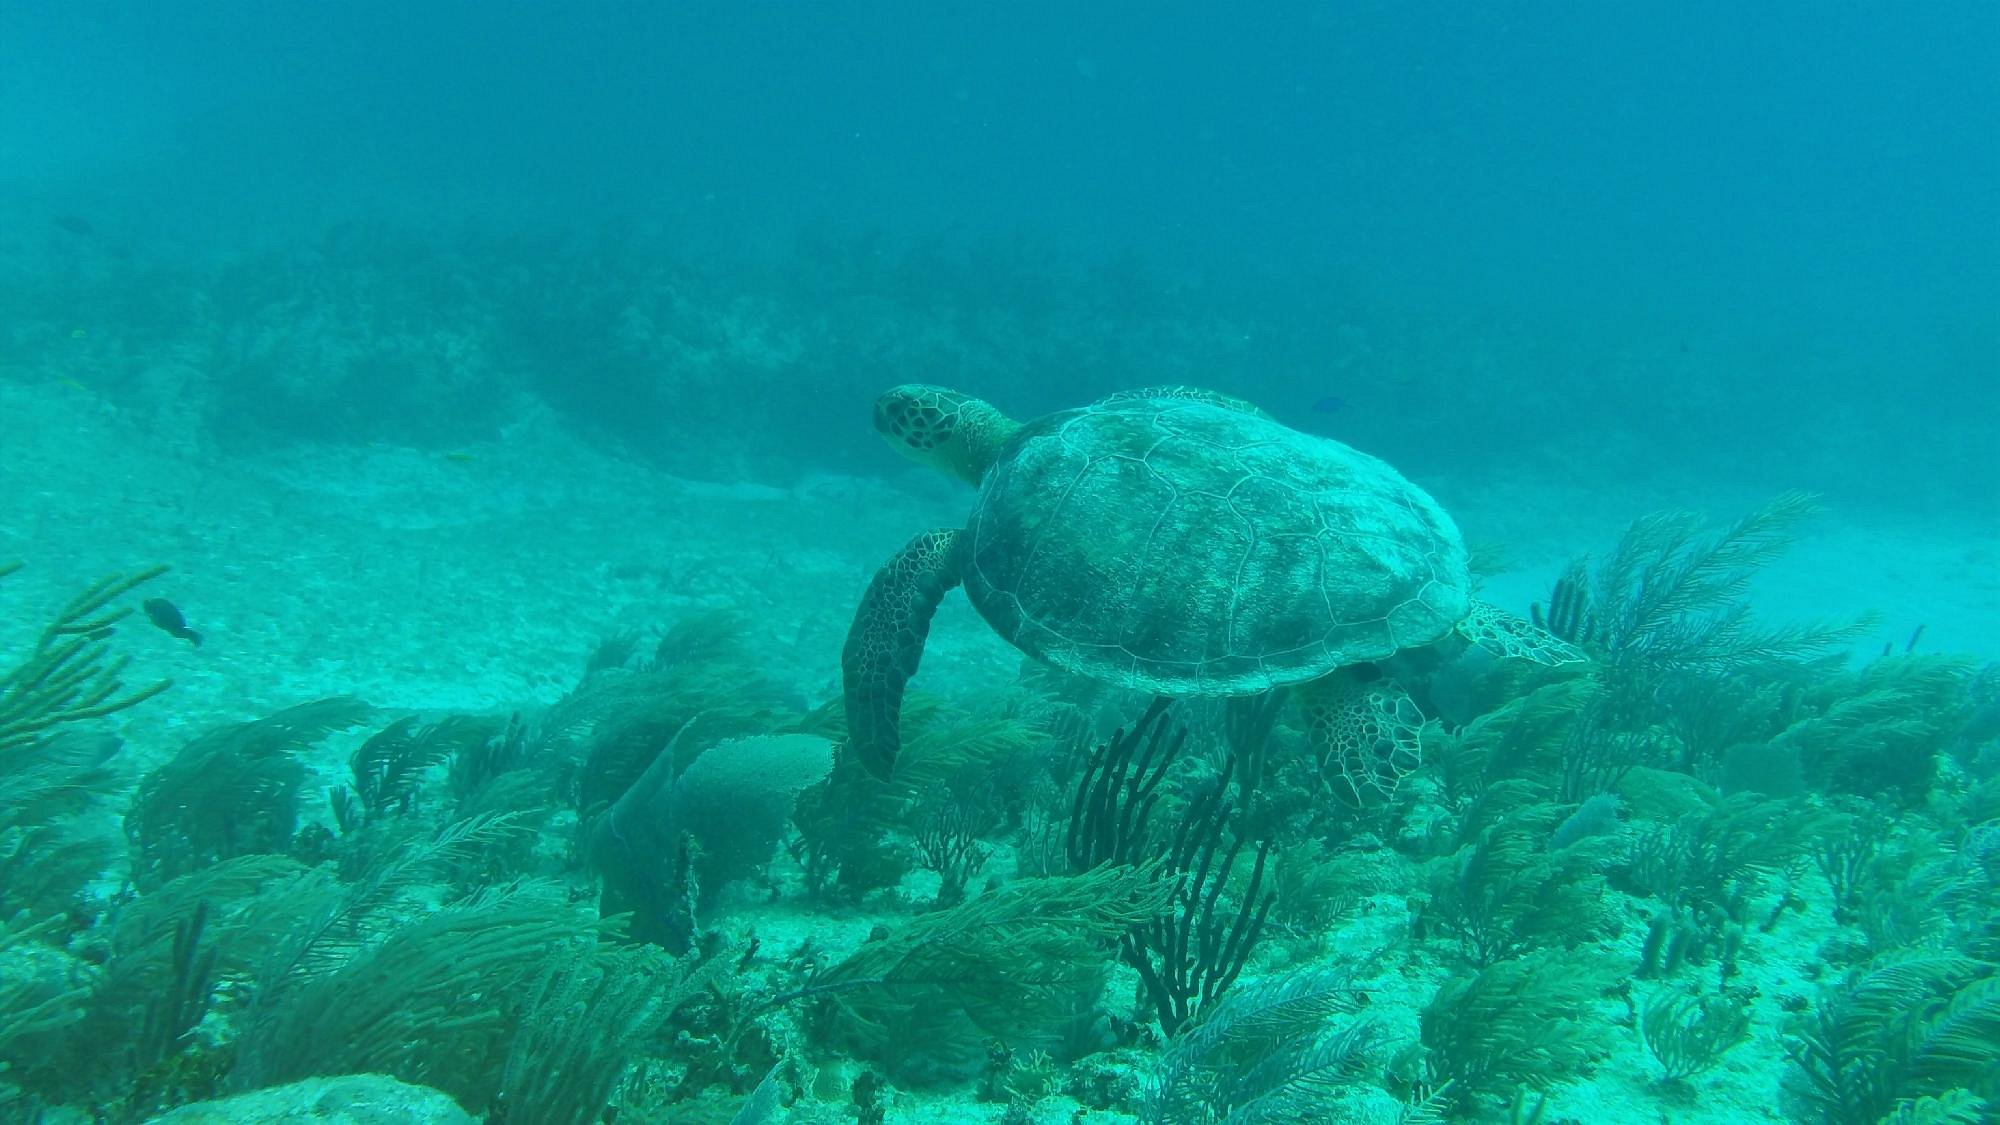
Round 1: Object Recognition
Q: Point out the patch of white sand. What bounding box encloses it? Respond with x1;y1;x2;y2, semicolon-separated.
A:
1438;473;1999;663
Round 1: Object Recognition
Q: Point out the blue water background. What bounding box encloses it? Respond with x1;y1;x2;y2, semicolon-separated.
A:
3;1;1995;514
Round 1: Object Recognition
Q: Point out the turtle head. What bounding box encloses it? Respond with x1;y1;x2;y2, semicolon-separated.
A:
874;384;1021;486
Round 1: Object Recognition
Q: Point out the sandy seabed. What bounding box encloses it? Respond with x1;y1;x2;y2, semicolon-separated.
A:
3;376;1993;1124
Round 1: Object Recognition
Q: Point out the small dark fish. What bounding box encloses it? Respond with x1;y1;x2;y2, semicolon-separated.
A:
1311;395;1348;414
143;598;202;647
51;214;95;237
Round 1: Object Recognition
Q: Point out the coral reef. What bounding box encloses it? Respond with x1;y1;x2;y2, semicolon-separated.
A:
1;481;1994;1124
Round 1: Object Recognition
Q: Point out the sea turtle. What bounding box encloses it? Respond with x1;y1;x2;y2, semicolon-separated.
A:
842;384;1581;799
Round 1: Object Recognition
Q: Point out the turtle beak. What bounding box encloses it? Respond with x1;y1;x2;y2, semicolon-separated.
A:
872;392;900;441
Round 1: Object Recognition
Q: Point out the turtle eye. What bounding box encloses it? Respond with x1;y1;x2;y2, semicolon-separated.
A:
877;400;917;443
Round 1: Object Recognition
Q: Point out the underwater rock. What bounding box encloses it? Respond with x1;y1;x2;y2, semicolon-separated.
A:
1549;792;1623;849
142;1073;474;1124
588;732;836;950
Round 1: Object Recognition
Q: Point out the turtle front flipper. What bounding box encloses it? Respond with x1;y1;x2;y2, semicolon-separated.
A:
1297;669;1425;808
842;528;966;780
1456;599;1587;665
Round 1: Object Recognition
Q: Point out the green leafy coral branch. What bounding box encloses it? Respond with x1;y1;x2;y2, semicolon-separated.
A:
0;563;172;754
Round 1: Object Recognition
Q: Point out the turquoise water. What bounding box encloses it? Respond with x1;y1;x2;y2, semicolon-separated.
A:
1;5;1995;1123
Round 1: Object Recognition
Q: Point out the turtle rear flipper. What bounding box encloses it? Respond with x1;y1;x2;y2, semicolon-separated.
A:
1457;599;1587;665
1298;670;1425;808
842;529;965;780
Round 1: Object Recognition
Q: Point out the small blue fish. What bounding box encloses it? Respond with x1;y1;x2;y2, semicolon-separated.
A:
1311;396;1348;414
143;598;202;647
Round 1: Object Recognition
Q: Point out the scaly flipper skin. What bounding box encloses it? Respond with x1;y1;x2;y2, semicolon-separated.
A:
1297;671;1425;808
1456;599;1587;665
841;528;965;780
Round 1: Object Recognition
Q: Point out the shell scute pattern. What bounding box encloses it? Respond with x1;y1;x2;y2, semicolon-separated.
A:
963;394;1468;694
